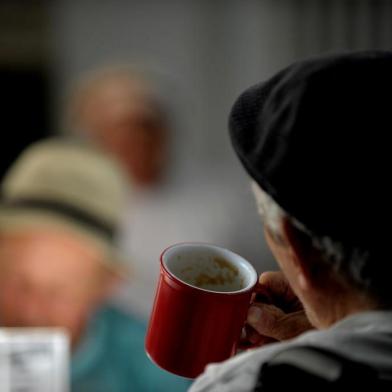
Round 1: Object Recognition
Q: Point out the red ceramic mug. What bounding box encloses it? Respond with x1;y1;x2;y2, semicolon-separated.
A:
145;242;258;379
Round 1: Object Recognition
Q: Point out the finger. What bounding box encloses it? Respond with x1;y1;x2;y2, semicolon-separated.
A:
247;326;277;346
257;271;299;310
247;303;312;341
259;271;285;286
258;271;292;299
247;303;285;338
252;286;273;304
238;325;277;350
275;310;314;340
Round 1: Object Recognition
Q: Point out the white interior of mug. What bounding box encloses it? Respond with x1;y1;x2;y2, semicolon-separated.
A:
162;243;257;293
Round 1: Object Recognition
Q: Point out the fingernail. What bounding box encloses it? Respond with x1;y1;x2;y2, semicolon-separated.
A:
248;306;262;324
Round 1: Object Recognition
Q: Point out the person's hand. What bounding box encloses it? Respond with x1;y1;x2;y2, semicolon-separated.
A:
240;271;314;349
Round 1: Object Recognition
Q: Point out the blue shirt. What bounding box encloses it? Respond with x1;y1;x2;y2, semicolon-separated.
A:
72;305;191;392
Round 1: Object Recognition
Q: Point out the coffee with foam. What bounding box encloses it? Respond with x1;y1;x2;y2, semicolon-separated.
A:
164;245;254;293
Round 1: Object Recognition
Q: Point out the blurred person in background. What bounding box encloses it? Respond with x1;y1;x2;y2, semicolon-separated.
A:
65;66;169;187
0;139;190;392
65;67;173;317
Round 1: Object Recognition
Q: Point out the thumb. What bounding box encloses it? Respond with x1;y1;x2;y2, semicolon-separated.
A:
247;303;313;341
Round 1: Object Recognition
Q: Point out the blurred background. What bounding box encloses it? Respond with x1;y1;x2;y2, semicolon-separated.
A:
1;0;392;317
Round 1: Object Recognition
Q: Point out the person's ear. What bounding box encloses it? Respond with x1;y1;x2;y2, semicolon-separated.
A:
281;217;315;292
106;269;125;294
94;267;124;302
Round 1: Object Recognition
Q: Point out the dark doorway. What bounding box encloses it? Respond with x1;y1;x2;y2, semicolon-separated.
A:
0;67;51;180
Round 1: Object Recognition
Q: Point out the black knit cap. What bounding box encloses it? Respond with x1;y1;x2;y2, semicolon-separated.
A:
229;51;392;249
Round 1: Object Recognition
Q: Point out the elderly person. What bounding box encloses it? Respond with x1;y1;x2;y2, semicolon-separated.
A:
190;51;392;391
66;66;168;187
64;67;174;316
0;139;189;392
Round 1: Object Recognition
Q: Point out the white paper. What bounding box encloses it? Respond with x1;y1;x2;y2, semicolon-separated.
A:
0;328;69;392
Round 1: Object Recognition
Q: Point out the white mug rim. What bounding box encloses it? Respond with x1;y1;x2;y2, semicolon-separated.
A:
161;242;258;294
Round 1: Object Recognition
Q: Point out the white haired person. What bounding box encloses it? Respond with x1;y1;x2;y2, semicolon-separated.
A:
190;51;392;391
0;139;190;392
66;66;169;187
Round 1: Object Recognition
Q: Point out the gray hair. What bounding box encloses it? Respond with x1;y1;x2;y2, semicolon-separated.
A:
251;181;376;300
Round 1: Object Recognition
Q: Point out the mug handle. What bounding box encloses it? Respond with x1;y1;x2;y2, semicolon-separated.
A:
237;284;278;351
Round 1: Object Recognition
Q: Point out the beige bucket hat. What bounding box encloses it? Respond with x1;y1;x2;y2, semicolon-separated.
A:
0;138;129;275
